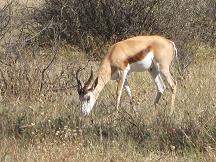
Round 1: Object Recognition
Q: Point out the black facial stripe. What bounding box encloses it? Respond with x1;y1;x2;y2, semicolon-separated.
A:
87;96;90;102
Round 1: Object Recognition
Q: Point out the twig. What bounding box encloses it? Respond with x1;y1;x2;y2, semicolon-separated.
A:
0;69;8;90
39;22;60;93
39;50;57;93
21;19;53;47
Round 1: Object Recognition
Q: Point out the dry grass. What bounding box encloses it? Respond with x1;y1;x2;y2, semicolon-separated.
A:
1;137;215;162
0;0;216;161
0;45;216;161
0;0;43;7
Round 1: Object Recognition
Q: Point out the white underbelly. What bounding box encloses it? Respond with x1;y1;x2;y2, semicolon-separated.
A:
129;51;154;73
111;51;154;80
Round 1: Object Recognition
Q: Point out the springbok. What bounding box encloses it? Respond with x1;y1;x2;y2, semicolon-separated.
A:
76;35;177;115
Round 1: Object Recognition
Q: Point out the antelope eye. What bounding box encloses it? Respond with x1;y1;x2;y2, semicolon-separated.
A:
86;96;90;102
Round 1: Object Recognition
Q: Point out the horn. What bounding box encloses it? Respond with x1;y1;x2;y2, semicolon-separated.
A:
90;77;98;91
84;66;94;88
76;68;84;94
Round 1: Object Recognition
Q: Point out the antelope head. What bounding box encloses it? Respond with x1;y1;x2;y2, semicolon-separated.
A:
76;67;98;115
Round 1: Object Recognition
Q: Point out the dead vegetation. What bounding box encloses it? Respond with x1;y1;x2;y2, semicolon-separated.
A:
0;0;216;161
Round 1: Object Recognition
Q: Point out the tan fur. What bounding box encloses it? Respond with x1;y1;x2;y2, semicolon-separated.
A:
107;35;174;71
79;35;177;115
126;46;151;65
98;36;175;111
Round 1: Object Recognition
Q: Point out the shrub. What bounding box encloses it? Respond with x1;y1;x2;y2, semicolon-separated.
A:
33;0;160;56
31;0;216;72
0;2;11;40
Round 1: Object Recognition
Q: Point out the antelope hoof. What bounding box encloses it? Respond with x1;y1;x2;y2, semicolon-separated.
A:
130;97;135;105
130;97;139;105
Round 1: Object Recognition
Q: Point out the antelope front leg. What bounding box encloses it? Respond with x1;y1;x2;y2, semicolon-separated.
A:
123;79;135;104
116;67;130;110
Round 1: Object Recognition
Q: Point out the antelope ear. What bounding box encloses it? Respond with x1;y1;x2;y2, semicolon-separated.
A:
90;77;98;90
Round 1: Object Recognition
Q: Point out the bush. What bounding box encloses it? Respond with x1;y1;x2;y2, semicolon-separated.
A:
33;0;160;56
0;2;11;40
32;0;216;70
34;0;216;44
